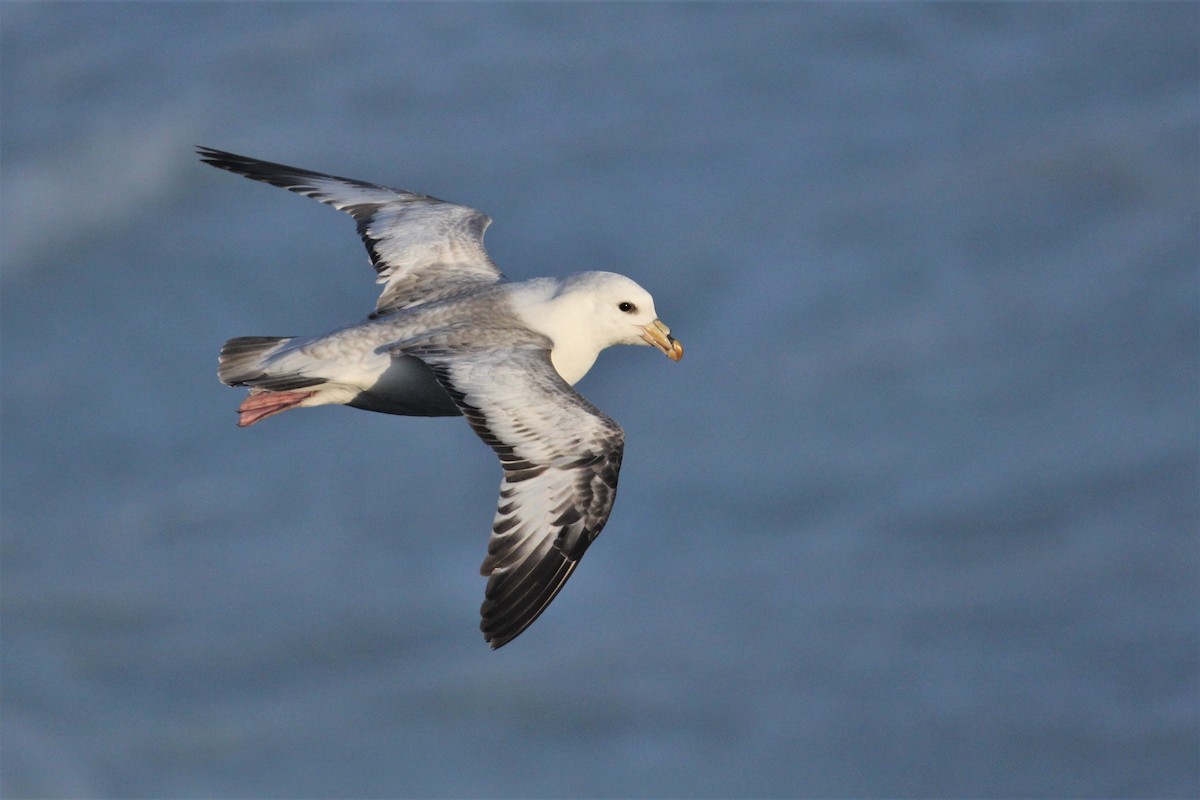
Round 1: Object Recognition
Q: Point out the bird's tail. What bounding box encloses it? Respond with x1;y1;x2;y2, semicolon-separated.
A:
219;335;331;391
218;336;296;386
218;336;330;426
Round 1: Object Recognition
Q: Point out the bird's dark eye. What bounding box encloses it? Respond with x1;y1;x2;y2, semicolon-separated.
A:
618;301;636;313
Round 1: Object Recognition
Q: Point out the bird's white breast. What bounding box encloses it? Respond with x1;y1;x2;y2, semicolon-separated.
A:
509;281;604;386
549;337;600;386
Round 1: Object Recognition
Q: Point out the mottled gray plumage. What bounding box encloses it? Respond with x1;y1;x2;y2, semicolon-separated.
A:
202;148;682;648
197;146;502;315
394;340;624;646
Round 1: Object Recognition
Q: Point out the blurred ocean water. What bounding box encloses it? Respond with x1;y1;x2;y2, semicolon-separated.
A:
1;3;1196;797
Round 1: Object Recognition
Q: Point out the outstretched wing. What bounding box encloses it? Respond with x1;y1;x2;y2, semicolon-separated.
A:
400;340;625;649
197;147;503;315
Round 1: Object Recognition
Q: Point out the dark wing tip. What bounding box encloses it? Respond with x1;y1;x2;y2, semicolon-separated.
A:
194;146;432;210
195;145;322;186
195;145;254;172
481;553;579;650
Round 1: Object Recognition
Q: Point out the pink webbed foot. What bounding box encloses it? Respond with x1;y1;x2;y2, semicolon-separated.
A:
236;389;317;427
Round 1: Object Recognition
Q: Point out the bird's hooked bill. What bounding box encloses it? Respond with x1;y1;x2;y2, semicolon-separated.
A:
641;319;684;361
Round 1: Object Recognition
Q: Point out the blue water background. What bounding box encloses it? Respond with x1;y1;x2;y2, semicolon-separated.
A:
2;3;1197;797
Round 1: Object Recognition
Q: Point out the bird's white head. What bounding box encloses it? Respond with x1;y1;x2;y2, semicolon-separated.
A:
519;271;683;385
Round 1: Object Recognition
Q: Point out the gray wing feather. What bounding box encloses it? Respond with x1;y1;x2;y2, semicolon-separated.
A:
197;147;503;314
397;341;625;649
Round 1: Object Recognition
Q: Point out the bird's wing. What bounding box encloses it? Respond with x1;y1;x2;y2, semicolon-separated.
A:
397;338;625;649
197;147;503;314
